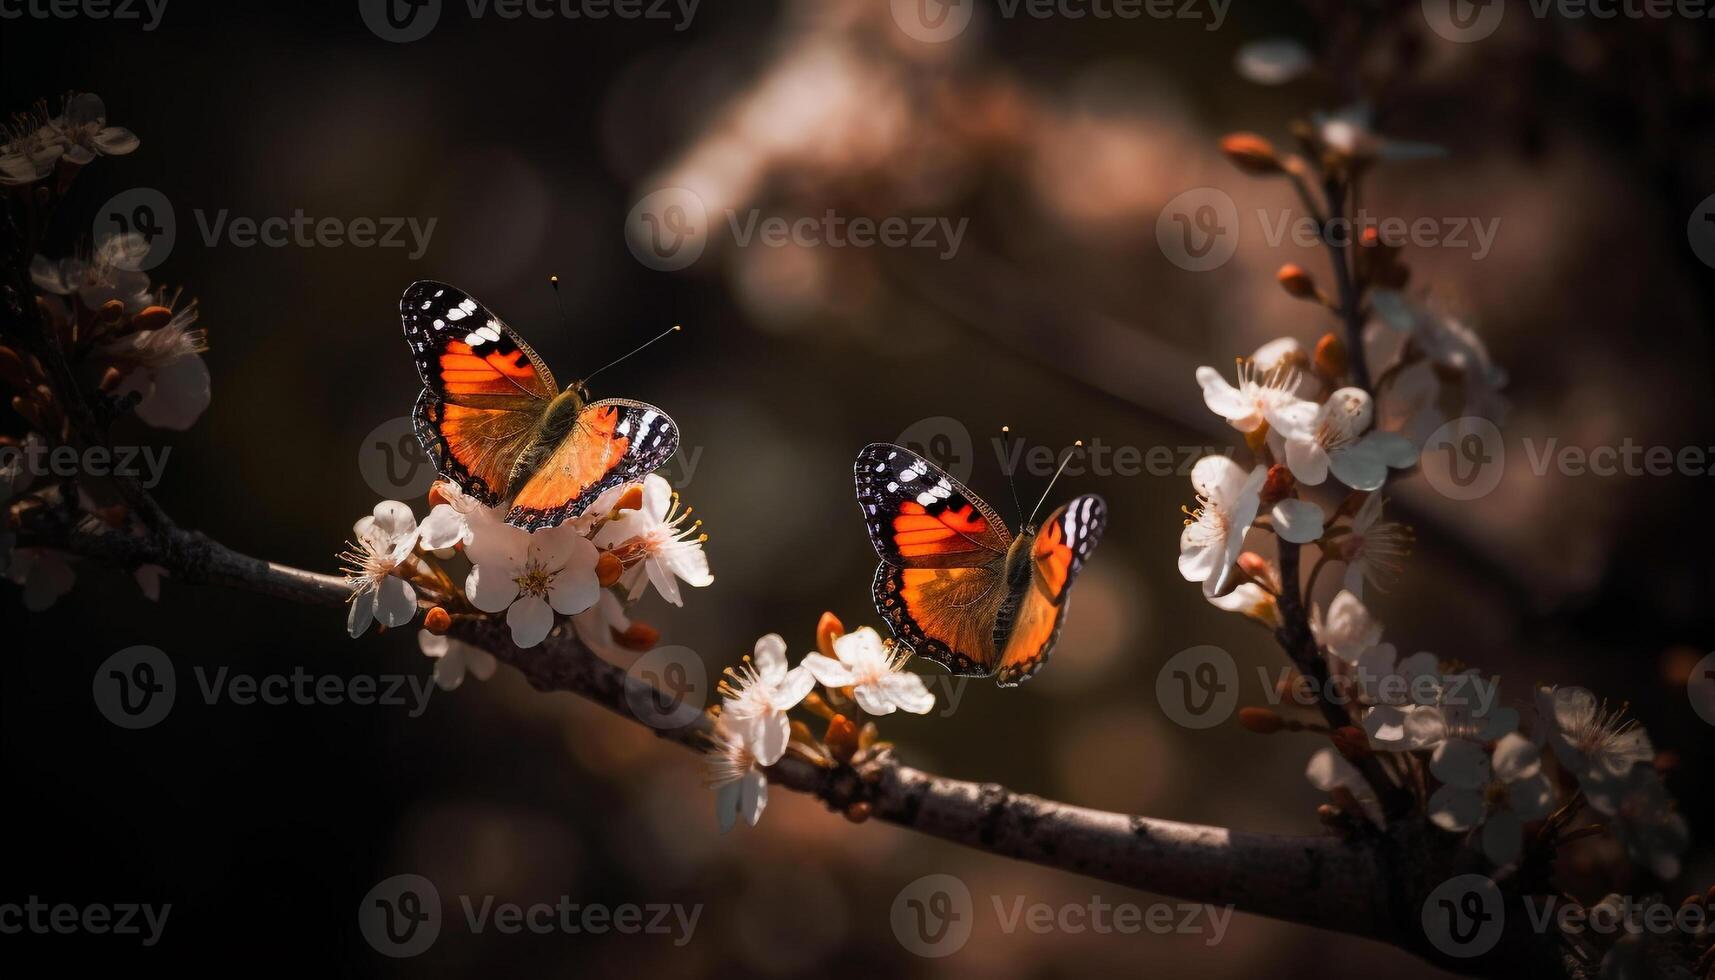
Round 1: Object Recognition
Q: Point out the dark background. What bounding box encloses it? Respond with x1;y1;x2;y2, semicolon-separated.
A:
4;0;1712;976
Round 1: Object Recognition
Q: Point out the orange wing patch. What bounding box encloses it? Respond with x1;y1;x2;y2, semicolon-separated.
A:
437;340;543;396
509;404;629;512
412;390;540;507
994;589;1063;686
891;500;995;558
874;563;1005;676
1032;516;1073;600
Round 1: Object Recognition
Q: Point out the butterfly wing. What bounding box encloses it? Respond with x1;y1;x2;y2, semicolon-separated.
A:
506;398;680;531
855;443;1013;676
402;281;554;505
993;494;1107;686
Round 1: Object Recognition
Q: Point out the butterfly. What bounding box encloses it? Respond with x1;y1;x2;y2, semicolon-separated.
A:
854;442;1106;687
401;280;679;532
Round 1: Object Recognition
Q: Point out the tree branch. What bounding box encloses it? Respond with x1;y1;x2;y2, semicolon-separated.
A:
35;514;1401;940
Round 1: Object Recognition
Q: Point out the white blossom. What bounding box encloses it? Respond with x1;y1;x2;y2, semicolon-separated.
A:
341;500;421;638
1268;387;1417;491
594;474;711;607
706;720;768;833
419;629;497;691
1426;733;1555;866
719;633;815;766
466;522;601;649
1178;456;1265;598
802;626;934;716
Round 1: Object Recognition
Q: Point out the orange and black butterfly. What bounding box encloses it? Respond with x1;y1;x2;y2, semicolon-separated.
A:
856;443;1106;687
402;281;679;531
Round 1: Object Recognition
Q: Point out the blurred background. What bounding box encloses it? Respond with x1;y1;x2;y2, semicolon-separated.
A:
4;0;1712;975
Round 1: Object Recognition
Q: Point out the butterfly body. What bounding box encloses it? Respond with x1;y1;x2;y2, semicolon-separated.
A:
402;281;679;531
856;443;1105;687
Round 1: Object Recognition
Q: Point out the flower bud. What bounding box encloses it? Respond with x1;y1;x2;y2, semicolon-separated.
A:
1314;332;1347;379
844;802;872;824
1276;263;1317;300
1236;551;1277;589
615;484;645;513
816;611;845;658
1220;133;1283;175
97;365;125;393
595;551;623;587
1238;706;1285;734
131;305;173;332
0;345;32;391
427;482;450;507
1260;464;1295;508
424;606;452;635
615;621;659;651
825;714;860;764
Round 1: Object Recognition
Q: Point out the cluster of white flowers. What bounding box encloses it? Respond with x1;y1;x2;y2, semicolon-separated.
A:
705;622;934;832
0;92;137;185
1182;327;1684;876
1;97;188;610
1181;338;1416;603
344;474;713;671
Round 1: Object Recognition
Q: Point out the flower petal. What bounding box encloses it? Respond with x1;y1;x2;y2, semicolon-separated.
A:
1427;783;1485;832
1271;498;1325;544
800;653;855;688
881;672;936;715
506;594;554;648
465;564;519;614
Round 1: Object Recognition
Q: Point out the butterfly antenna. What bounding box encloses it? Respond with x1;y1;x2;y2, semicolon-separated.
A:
1028;440;1083;525
549;275;570;332
581;324;682;386
1001;425;1025;527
